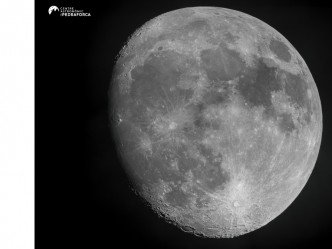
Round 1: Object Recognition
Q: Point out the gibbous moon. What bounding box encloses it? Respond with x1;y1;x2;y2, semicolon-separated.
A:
109;7;322;238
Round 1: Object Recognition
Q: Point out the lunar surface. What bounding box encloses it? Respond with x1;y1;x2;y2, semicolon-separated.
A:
109;7;322;238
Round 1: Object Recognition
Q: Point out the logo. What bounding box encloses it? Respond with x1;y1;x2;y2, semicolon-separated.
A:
48;6;91;17
48;6;59;15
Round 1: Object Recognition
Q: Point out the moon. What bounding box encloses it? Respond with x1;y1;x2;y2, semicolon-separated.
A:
109;7;322;238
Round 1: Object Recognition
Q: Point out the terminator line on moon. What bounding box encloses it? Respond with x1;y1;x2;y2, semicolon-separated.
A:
109;7;322;238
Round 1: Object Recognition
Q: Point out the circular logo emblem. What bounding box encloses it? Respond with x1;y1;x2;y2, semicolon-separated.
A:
48;6;59;15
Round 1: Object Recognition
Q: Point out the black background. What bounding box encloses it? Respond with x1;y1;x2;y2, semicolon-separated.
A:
37;1;332;248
